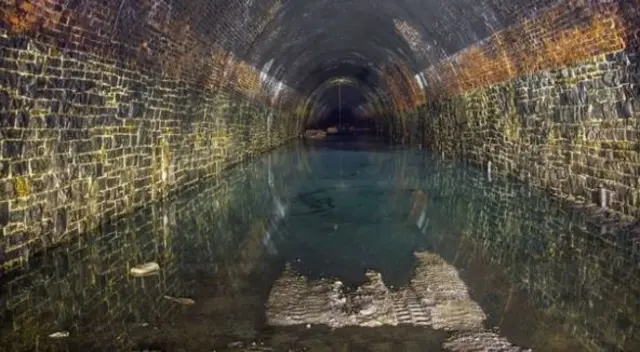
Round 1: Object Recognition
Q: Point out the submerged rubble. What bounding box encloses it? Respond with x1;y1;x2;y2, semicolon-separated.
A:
444;331;528;352
266;251;531;351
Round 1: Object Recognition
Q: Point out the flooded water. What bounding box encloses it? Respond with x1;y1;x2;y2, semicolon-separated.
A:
1;135;639;351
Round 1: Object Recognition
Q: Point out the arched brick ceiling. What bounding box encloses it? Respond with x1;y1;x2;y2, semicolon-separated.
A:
244;0;561;94
64;0;562;110
33;0;562;121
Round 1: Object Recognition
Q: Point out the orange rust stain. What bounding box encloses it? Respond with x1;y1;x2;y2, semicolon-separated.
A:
0;0;302;112
232;59;262;97
426;2;629;97
1;0;63;34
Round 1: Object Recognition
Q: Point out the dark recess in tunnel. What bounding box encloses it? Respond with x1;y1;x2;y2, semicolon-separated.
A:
237;0;560;130
296;62;393;133
306;81;373;130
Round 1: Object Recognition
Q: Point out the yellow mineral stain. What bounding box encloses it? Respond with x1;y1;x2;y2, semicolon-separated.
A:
14;176;32;198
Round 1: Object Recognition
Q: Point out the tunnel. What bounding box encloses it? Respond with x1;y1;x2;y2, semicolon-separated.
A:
1;0;640;351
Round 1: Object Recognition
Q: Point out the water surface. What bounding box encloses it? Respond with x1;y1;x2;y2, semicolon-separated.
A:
1;136;639;351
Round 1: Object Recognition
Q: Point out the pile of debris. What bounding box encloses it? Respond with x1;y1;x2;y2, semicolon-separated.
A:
266;251;530;351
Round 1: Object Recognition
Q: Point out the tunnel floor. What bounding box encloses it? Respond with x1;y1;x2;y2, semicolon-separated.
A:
1;135;639;351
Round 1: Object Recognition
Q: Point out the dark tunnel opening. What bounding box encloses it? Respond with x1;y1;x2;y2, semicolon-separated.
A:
305;82;374;132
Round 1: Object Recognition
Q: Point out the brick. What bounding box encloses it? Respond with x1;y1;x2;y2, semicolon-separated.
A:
0;18;301;284
409;49;640;219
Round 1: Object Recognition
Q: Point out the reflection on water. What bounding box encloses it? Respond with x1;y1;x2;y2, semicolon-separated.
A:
0;136;639;351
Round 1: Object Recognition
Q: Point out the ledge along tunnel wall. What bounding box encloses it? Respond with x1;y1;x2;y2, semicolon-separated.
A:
1;0;640;275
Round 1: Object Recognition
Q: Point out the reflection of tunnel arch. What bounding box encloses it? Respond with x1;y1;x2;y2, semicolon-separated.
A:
302;77;385;130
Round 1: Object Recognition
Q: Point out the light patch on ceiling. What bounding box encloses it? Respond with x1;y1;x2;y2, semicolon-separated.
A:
414;73;426;90
146;0;172;31
393;18;424;52
261;59;275;83
258;59;286;102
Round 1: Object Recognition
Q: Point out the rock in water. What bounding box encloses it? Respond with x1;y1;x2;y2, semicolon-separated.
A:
409;251;486;331
163;295;196;305
130;262;160;277
265;252;482;329
48;331;69;338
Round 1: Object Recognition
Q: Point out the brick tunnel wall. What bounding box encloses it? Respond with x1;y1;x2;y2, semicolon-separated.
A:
403;0;640;218
0;0;303;272
0;149;302;350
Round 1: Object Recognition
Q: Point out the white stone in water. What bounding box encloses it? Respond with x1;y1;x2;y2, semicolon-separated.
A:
359;304;377;316
130;262;160;277
48;331;69;338
421;298;435;306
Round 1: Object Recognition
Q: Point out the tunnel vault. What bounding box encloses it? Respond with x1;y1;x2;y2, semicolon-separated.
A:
1;0;640;272
0;0;566;127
